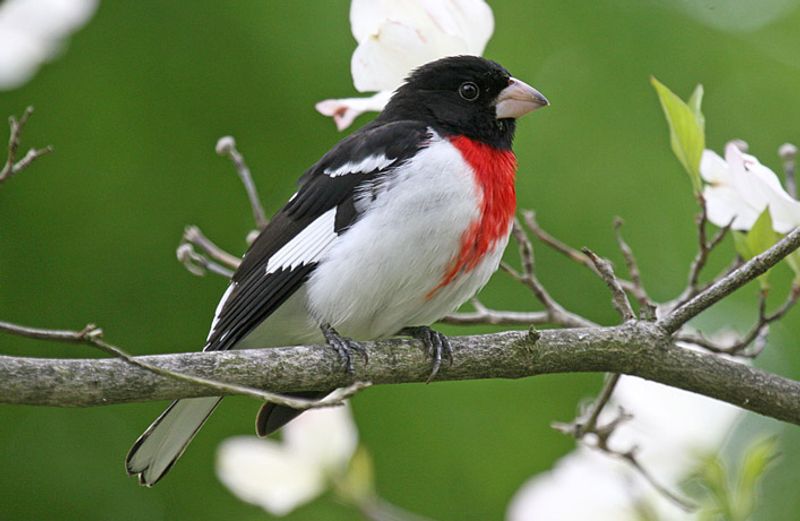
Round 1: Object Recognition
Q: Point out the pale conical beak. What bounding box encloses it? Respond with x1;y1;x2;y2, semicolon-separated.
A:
495;77;549;119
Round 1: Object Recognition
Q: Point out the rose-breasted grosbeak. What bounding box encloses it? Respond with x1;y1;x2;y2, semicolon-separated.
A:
126;55;548;486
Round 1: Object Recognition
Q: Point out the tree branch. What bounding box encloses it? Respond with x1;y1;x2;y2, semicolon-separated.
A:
0;320;366;410
4;323;800;428
658;227;800;333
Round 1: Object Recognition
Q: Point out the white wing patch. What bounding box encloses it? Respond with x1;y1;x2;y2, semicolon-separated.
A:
323;154;394;177
207;283;235;342
266;209;337;273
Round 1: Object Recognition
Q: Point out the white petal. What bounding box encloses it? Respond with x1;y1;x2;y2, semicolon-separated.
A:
349;0;427;44
702;146;759;228
344;0;493;118
419;0;494;55
700;149;730;184
349;0;493;92
284;403;359;473
703;143;800;232
351;18;468;92
702;147;757;229
507;449;640;521
349;0;384;43
744;161;800;233
607;375;741;483
316;91;393;130
0;0;98;90
508;376;740;521
704;184;761;230
350;0;492;52
507;448;691;521
216;437;324;516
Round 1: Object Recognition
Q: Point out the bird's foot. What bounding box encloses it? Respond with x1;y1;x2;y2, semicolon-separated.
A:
321;324;367;374
400;326;453;383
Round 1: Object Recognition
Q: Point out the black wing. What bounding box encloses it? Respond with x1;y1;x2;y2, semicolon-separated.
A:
204;120;431;351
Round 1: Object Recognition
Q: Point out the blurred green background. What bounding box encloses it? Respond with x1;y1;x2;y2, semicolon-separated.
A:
2;1;800;519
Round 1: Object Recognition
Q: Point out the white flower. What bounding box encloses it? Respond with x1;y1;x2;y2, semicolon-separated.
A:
216;404;358;516
507;375;742;521
701;142;800;233
0;0;98;90
316;0;494;130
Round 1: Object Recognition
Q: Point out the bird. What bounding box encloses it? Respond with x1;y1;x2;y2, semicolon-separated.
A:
126;55;548;486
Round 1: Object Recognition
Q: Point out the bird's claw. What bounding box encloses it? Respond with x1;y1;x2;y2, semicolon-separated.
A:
321;324;367;374
401;326;453;383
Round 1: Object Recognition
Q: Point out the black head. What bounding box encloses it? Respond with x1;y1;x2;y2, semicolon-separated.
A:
376;56;548;149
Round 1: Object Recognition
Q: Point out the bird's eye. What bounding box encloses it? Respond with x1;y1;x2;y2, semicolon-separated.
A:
458;82;479;101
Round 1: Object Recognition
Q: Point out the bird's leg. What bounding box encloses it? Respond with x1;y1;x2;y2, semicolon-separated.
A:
400;326;453;383
320;324;367;374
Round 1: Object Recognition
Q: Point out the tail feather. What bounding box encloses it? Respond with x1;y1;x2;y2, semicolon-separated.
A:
126;397;222;486
256;391;326;437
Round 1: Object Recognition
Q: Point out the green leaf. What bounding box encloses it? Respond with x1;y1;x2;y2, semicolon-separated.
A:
688;84;705;133
735;437;779;519
651;77;706;194
785;249;800;284
732;231;750;260
697;454;735;521
689;439;780;521
735;209;781;289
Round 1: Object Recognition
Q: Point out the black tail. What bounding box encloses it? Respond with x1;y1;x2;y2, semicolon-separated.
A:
256;391;327;437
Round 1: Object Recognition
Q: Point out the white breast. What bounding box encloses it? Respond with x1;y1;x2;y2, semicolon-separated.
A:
305;131;509;340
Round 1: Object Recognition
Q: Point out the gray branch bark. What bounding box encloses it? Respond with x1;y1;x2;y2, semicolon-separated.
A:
4;322;800;426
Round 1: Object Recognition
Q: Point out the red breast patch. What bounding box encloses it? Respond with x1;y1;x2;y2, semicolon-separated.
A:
427;136;517;298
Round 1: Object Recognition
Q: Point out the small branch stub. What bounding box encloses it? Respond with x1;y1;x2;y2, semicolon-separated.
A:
1;106;53;184
215;135;269;230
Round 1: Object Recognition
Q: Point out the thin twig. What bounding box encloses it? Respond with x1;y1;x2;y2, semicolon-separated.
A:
554;402;697;512
577;373;621;436
216;136;268;230
658;227;800;333
675;197;735;308
442;298;550;325
614;445;697;512
176;225;241;278
521;210;638;295
613;218;657;320
522;210;591;265
183;225;241;269
0;320;103;343
176;243;235;278
550;371;691;508
0;106;53;183
0;319;368;409
677;284;800;357
502;220;595;328
441;309;549;325
582;248;636;321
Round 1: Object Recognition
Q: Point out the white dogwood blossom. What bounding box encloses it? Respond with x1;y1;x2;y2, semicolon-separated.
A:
216;404;358;516
702;142;800;233
507;374;742;521
0;0;98;90
317;0;494;130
